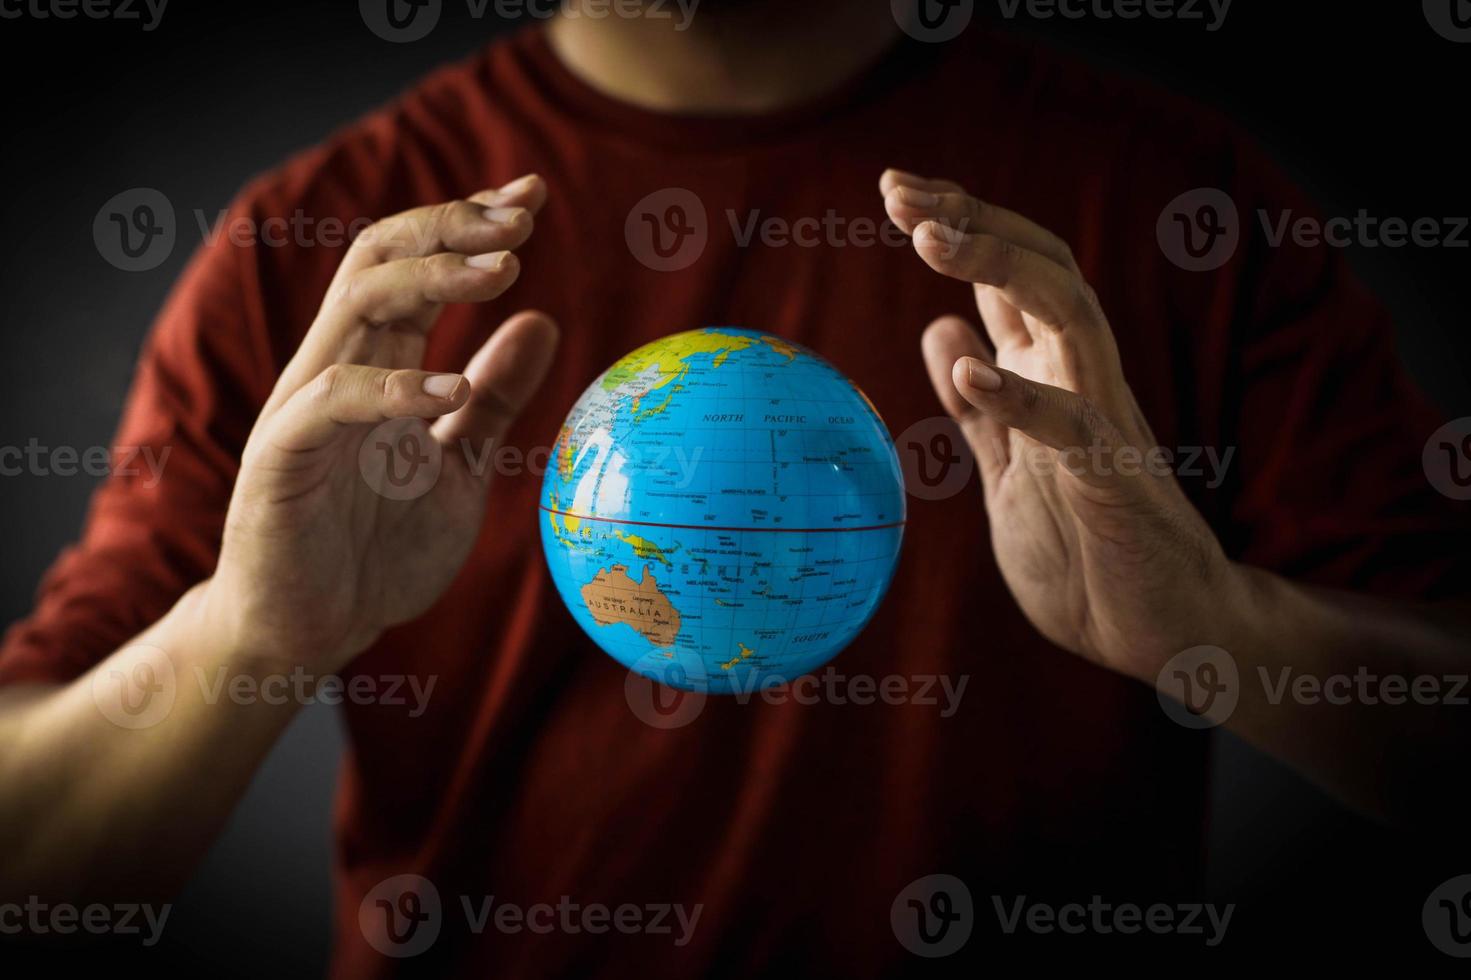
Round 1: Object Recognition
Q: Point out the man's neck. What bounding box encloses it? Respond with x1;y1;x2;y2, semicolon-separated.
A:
546;1;901;115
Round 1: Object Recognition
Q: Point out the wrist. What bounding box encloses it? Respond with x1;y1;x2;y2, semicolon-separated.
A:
1193;559;1272;677
183;575;303;679
1124;557;1265;687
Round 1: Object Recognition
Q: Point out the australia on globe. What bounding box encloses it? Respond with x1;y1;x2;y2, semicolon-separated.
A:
540;328;906;694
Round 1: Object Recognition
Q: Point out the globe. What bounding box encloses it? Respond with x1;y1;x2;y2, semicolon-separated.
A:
540;328;906;694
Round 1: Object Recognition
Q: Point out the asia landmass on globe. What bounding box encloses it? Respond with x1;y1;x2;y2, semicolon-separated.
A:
541;328;906;694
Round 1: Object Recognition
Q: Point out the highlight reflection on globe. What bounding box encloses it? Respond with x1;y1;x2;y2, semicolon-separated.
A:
540;328;905;694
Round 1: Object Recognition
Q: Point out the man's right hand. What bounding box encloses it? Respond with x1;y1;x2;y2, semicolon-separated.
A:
203;174;558;674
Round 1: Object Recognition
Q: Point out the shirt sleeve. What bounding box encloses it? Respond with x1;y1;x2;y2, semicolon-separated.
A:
0;193;279;688
1214;140;1471;600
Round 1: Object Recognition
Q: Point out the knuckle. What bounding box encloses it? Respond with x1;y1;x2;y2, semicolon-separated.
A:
1077;280;1103;317
1017;377;1042;415
380;370;401;403
964;195;991;232
985;237;1022;285
1052;279;1102;334
360;211;413;253
1072;397;1112;447
351;218;386;251
338;269;370;309
312;364;348;404
411;254;439;286
426;200;457;236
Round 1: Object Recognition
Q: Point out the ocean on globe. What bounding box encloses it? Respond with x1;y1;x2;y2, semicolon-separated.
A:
540;327;906;694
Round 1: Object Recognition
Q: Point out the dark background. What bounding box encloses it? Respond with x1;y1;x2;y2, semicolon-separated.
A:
1;0;1467;973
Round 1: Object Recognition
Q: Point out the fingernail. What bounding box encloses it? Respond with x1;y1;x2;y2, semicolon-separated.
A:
898;186;940;208
466;251;510;270
967;360;1003;392
423;374;463;399
919;221;965;245
483;207;526;224
498;174;540;196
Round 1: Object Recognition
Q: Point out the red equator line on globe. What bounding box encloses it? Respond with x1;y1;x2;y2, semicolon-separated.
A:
538;505;905;535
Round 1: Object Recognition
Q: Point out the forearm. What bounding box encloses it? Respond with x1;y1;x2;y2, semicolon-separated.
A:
1213;563;1471;827
0;580;301;901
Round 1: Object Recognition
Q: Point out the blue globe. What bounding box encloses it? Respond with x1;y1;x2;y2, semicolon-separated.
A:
540;328;906;694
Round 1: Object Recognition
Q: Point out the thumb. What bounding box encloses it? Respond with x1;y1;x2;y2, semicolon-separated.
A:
950;355;1124;490
920;315;1009;492
431;310;560;457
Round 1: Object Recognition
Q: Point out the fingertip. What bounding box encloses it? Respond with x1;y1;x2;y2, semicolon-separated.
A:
921;315;969;358
472;173;549;213
880;168;923;195
500;309;560;356
955;356;1004;396
950;356;971;394
914;220;964;248
516;173;549;213
522;308;560;339
466;250;517;272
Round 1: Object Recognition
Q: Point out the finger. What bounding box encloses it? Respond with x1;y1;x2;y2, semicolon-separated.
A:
266;251;521;418
912;222;1101;334
263;365;470;454
432;310;560;457
339;174;545;276
878;168;964;198
468;173;548;214
921;316;1009;493
974;284;1031;352
882;181;1079;273
347;201;532;269
338;251;521;330
951;356;1124;488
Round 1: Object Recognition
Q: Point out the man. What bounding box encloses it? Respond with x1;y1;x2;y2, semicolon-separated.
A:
1;1;1467;974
